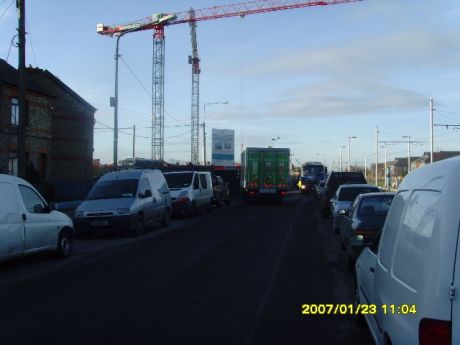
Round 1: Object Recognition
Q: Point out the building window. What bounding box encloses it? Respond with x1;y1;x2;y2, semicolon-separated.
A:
11;98;19;126
8;152;18;176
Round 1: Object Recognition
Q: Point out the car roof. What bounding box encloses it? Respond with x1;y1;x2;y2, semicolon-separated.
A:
99;169;158;181
337;184;378;190
0;173;34;187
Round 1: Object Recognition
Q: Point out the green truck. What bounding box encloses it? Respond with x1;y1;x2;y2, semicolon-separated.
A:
240;147;290;201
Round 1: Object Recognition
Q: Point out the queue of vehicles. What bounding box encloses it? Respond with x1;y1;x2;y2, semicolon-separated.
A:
0;168;233;263
319;157;460;345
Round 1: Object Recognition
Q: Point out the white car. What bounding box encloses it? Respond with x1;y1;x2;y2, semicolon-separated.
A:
354;156;460;345
0;174;75;262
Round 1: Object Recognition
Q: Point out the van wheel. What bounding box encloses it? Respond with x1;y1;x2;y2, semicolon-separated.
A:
206;198;213;212
225;196;231;205
215;196;222;208
161;209;171;227
56;230;73;258
134;215;145;236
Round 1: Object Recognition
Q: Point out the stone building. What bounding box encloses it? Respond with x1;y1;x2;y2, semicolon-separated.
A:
0;59;96;198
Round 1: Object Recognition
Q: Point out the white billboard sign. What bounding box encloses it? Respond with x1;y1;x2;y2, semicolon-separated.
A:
212;129;235;167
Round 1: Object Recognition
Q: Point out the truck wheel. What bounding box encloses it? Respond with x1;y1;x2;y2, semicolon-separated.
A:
56;230;73;258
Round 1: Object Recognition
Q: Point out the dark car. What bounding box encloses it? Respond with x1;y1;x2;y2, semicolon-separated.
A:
320;171;367;218
338;192;395;270
212;175;231;207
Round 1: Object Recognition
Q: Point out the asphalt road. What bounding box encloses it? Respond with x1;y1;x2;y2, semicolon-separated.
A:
0;193;373;345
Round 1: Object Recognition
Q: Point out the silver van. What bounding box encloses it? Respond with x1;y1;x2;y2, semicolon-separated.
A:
75;169;171;236
163;171;213;217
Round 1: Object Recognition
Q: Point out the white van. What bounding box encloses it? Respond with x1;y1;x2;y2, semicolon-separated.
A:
355;156;460;345
0;174;75;262
75;169;171;236
163;171;213;217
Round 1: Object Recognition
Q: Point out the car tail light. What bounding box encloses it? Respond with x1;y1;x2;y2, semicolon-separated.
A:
419;318;451;345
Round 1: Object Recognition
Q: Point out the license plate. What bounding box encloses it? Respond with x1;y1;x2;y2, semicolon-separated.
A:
259;188;276;194
90;220;109;227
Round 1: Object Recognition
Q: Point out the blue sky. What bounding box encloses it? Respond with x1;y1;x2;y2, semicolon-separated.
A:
1;0;459;168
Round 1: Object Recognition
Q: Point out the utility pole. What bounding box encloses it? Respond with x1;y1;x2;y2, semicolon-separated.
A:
430;97;434;164
17;0;26;178
202;122;206;166
375;126;379;187
364;156;367;181
403;136;412;173
132;125;136;158
347;137;356;172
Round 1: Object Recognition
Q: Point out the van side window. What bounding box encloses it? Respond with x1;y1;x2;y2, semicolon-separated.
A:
138;179;151;196
19;185;46;213
199;174;208;189
193;175;200;189
392;190;440;290
378;190;409;269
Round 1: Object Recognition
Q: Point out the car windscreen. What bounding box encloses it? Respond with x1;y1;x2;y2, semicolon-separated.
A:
86;179;139;200
338;187;379;201
164;172;194;188
358;195;394;216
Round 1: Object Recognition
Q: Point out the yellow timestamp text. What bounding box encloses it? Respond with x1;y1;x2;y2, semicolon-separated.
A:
301;304;417;315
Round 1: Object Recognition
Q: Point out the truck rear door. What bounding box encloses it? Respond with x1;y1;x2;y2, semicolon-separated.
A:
277;152;289;188
261;151;277;187
247;150;261;188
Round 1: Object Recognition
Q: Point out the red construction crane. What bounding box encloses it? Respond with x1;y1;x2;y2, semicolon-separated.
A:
97;0;362;161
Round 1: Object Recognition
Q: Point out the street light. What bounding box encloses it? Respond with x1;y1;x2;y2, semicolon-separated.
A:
347;136;357;172
402;135;412;173
202;101;228;165
271;136;280;148
339;145;346;172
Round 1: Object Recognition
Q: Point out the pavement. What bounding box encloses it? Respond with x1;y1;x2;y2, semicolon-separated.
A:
0;193;373;345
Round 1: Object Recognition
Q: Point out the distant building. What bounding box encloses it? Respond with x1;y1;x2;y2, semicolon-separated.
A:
411;151;460;170
0;59;96;199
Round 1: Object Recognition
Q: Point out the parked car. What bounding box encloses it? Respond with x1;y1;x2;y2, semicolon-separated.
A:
74;169;171;236
355;156;460;345
0;174;75;262
320;171;367;218
212;175;231;207
338;192;394;270
330;184;379;233
315;181;325;200
163;171;213;217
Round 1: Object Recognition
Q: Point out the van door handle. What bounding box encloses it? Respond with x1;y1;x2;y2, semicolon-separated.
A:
22;213;26;221
369;267;375;273
153;198;157;203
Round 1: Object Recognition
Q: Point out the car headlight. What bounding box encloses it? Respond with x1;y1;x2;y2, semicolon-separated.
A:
301;185;306;189
116;208;131;215
75;211;84;218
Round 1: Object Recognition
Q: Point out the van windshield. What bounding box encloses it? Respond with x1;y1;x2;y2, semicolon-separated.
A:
164;172;194;188
86;179;139;200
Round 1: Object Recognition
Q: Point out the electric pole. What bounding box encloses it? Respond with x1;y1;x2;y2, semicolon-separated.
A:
375;126;379;187
132;125;136;158
17;0;26;178
430;97;434;164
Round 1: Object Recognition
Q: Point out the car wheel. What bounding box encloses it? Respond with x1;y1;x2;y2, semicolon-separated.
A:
134;214;145;236
161;209;171;227
56;230;73;258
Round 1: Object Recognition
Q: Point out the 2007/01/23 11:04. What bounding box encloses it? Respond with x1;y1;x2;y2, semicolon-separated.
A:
301;304;417;315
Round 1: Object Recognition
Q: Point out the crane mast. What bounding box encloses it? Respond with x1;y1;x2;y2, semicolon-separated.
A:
97;0;362;163
189;9;201;165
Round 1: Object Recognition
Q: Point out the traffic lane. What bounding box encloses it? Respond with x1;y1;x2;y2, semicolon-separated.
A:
0;201;240;289
0;196;299;344
250;194;372;345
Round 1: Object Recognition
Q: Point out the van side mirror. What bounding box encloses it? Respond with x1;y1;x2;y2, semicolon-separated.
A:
140;190;152;198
